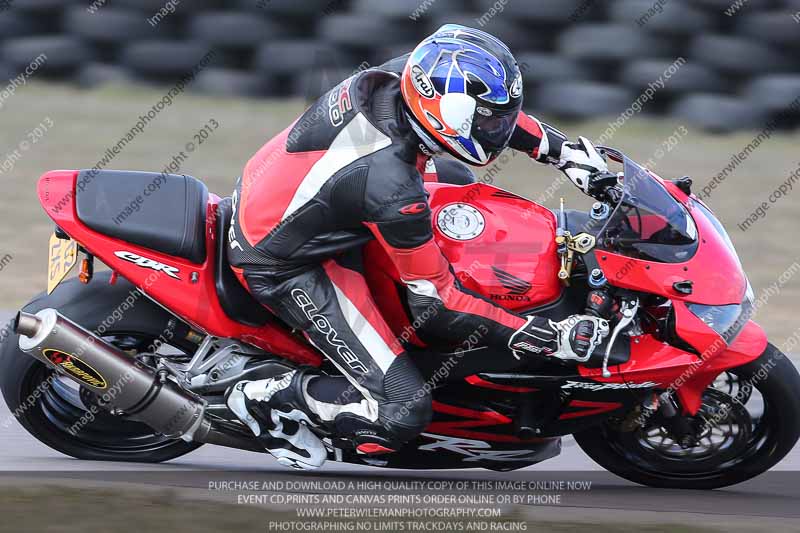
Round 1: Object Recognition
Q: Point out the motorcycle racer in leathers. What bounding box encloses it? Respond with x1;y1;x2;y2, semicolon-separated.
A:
225;24;610;470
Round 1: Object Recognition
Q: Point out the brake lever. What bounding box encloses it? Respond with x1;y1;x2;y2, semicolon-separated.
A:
601;298;639;378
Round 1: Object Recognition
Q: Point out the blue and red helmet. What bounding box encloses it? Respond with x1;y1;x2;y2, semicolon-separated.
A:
401;24;523;166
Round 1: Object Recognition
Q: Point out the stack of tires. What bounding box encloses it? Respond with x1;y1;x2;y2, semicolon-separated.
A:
1;0;92;81
0;0;798;132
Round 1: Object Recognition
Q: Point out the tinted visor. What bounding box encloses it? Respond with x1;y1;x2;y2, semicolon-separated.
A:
471;107;519;158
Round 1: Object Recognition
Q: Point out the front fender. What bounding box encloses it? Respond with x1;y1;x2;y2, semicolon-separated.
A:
675;320;767;414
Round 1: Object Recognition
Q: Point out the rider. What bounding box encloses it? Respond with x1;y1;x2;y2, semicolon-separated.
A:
225;24;610;470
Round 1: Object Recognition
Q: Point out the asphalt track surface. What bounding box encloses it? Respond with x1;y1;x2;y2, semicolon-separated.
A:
2;311;800;527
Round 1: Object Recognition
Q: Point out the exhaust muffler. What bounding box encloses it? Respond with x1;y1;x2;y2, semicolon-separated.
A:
15;308;207;441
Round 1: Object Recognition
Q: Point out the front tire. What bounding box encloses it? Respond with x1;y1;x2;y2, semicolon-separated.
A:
574;343;800;489
0;273;202;463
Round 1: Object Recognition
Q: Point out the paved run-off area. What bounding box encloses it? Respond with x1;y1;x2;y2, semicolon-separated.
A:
2;389;800;532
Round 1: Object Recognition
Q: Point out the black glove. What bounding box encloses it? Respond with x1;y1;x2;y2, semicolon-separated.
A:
510;315;609;362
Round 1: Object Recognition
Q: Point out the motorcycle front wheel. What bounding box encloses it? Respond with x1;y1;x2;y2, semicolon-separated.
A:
574;343;800;489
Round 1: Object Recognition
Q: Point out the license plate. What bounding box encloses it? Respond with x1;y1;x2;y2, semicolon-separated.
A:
47;232;78;294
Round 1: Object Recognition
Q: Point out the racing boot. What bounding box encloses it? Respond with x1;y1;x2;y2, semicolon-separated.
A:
226;369;327;470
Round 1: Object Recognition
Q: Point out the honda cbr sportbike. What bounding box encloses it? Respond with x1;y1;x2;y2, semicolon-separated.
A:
3;148;798;489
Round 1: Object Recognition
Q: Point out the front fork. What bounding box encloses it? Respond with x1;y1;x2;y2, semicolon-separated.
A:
621;390;700;447
618;319;767;445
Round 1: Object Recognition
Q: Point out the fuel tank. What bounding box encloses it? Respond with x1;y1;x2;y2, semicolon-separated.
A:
427;183;561;311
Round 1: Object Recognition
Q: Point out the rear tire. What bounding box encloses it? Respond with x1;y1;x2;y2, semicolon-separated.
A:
0;273;201;463
575;344;800;489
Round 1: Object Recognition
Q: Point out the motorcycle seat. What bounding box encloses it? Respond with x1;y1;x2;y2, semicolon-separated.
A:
213;197;272;326
75;170;208;264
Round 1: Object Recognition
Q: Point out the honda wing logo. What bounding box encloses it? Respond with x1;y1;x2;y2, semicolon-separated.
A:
491;267;532;303
492;267;531;295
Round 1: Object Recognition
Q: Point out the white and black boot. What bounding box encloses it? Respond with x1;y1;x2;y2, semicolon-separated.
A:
226;370;328;470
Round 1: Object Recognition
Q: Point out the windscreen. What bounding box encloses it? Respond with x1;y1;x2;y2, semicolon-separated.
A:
597;157;698;263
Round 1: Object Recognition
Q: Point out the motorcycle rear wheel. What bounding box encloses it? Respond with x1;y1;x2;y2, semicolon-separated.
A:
574;343;800;489
0;274;202;463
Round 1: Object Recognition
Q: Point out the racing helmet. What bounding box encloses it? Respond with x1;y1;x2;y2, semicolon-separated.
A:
401;24;523;166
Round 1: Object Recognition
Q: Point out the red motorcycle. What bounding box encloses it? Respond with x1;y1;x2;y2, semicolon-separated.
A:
3;148;798;489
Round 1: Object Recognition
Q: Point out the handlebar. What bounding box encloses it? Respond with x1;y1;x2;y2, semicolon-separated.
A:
588;171;623;204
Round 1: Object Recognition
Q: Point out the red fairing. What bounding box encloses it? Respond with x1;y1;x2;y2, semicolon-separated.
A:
672;320;767;414
364;182;561;338
37;170;322;367
577;320;766;415
364;227;526;331
580;335;698;386
578;168;762;414
465;374;537;393
37;167;767;420
426;182;562;311
427;401;546;443
671;300;731;355
558;400;623;420
362;239;425;346
597;183;746;307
